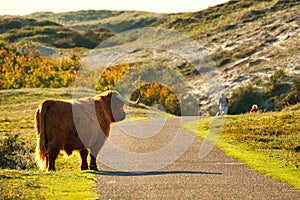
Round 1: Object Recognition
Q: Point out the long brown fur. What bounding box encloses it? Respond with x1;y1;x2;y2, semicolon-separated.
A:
35;101;50;170
34;90;126;171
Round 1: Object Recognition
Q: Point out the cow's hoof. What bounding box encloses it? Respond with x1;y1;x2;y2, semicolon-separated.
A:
81;165;88;170
90;165;99;171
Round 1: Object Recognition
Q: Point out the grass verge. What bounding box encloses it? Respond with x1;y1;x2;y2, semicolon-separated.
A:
183;112;300;189
0;168;98;200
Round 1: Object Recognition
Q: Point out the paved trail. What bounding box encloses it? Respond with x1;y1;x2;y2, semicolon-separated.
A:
96;117;300;199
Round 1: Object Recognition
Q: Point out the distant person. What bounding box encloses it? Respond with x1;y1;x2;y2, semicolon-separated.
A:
250;104;260;113
219;93;229;115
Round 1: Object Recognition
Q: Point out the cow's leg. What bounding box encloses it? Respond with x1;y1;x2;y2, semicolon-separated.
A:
45;154;49;170
89;154;98;171
89;133;107;171
89;145;101;171
48;149;59;171
79;149;89;170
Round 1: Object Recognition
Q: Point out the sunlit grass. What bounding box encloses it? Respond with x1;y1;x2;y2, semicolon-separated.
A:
183;112;300;189
0;168;98;200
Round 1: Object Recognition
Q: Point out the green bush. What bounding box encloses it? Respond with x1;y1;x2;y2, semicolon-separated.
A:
0;134;35;170
280;76;300;107
229;84;264;114
229;68;299;114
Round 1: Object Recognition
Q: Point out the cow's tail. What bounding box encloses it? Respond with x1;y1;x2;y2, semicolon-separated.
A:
35;101;50;171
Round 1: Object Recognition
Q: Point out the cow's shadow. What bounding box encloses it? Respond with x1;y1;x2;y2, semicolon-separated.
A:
87;170;222;176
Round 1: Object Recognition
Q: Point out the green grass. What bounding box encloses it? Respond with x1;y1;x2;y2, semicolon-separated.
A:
0;18;114;49
0;162;98;199
183;112;300;189
0;152;98;199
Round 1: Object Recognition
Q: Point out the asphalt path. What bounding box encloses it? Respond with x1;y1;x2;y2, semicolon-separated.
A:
96;117;300;199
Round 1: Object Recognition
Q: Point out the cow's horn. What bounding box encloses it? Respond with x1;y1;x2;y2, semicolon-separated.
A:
116;94;141;107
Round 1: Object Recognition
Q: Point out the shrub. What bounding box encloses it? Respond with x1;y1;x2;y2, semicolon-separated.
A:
264;68;292;110
0;134;35;170
229;84;264;114
229;68;298;114
139;83;181;116
280;76;300;107
0;41;82;89
267;67;289;90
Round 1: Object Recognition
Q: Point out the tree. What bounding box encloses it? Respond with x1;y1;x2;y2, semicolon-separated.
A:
280;76;300;106
264;68;292;110
268;67;289;89
164;93;181;116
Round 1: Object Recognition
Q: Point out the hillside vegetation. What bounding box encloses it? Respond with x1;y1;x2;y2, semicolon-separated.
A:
0;38;299;115
0;41;81;88
0;10;167;49
151;0;300;112
0;17;114;49
26;10;168;33
1;0;298;114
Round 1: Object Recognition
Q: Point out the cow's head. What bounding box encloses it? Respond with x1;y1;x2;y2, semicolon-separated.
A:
105;91;141;122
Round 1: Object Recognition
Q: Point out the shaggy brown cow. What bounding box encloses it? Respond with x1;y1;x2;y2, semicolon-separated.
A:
35;90;140;171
